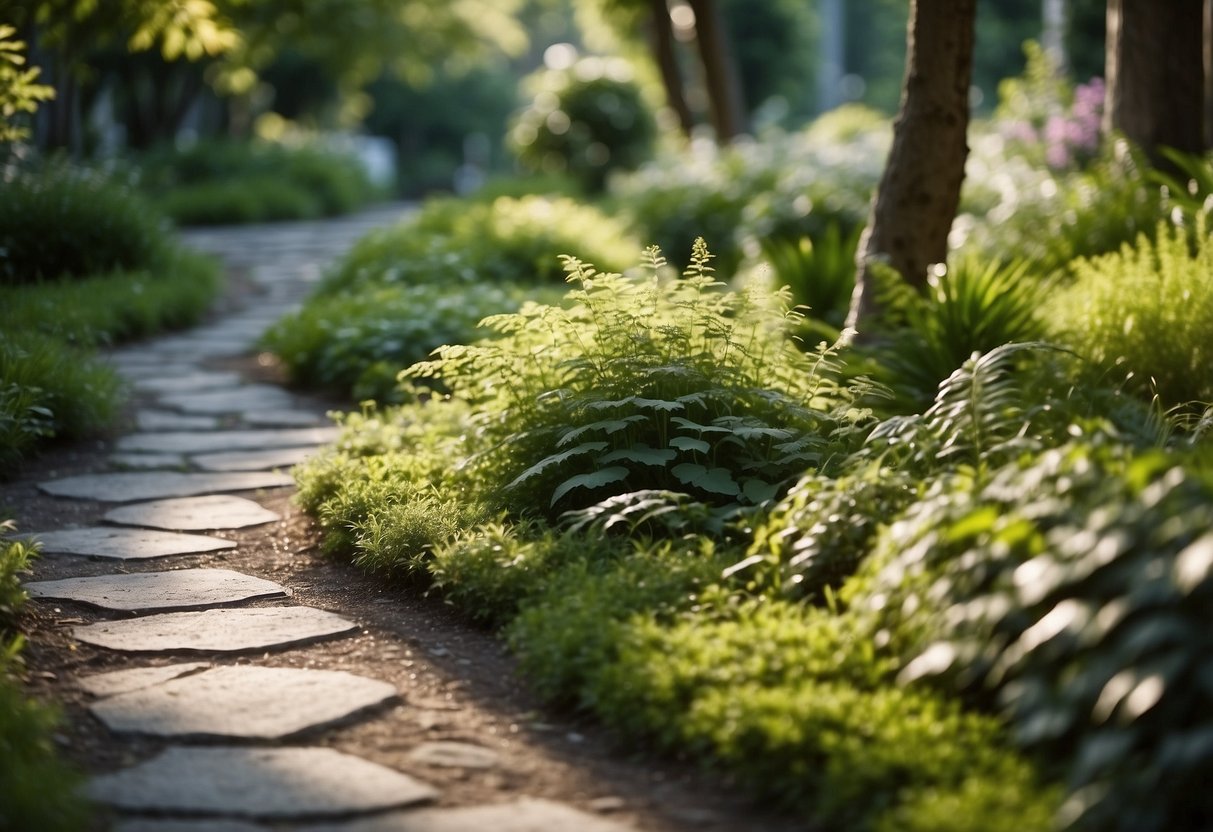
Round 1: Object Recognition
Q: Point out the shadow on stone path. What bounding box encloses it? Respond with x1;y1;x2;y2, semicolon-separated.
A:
5;206;805;832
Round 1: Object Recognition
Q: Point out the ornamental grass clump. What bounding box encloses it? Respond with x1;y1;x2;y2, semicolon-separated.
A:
405;240;874;522
1047;216;1213;410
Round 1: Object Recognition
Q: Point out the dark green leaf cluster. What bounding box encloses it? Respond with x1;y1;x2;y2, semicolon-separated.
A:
850;438;1213;832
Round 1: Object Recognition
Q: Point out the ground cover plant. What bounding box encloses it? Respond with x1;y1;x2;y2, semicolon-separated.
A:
134;139;378;225
0;162;223;473
0;525;89;831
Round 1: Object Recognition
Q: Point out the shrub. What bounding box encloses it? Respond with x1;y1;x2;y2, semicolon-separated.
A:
319;195;641;295
1047;217;1213;409
848;437;1213;832
406;242;873;521
0;164;170;283
262;282;552;402
752;222;862;345
508;56;656;192
5;248;221;348
136;139;375;224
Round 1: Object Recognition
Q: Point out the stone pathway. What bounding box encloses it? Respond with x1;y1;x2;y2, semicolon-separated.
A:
8;207;669;831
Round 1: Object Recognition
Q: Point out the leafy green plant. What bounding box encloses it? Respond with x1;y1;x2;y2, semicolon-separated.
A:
509;56;656;192
865;257;1048;405
0;528;89;830
263;282;551;401
406;242;872;521
320;195;640;295
1047;216;1213;409
135;139;376;224
848;437;1213;832
755;222;862;345
0;164;171;284
0;332;122;476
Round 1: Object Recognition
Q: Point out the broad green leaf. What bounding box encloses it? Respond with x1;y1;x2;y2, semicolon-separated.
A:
600;445;677;467
558;416;647;446
670;416;730;435
551;466;630;506
742;478;779;504
672;463;740;497
670;436;710;454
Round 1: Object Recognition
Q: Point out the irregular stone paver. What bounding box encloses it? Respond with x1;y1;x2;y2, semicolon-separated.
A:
295;799;638;832
25;568;287;612
134;370;243;395
192;446;317;473
109;452;187;470
114;820;265;832
406;741;500;769
243;409;328;427
136;410;221;431
147;336;253;358
89;666;397;740
78;663;211;697
73;607;357;654
104;495;280;531
117;427;339;455
160;385;295;415
14;527;234;560
38;470;292;502
87;746;437;819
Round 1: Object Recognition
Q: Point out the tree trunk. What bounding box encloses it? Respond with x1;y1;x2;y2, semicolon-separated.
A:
846;0;976;334
648;0;695;136
1104;0;1204;160
687;0;745;141
1205;0;1213;149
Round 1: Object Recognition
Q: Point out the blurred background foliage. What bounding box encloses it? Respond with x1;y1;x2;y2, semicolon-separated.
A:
2;0;1109;197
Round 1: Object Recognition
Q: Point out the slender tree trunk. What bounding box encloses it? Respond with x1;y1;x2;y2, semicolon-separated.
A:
648;0;695;136
687;0;745;141
1104;0;1204;160
846;0;976;334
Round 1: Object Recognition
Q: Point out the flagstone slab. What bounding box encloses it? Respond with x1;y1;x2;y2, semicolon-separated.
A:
87;746;437;819
74;607;357;654
15;527;235;560
114;820;265;832
78;663;211;697
89;666;397;740
136;410;221;431
295;799;638;832
25;568;287;612
117;427;339;455
109;452;187;470
38;470;292;502
160;386;296;415
134;371;243;395
104;495;280;531
243;409;329;427
192;446;317;473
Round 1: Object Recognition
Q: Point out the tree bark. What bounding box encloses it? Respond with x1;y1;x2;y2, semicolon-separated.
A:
1104;0;1204;160
648;0;695;136
846;0;975;334
687;0;745;141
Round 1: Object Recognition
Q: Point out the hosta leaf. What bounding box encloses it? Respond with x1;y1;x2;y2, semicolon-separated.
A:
507;442;608;488
551;466;630;506
672;463;740;497
670;436;710;454
600;445;677;466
